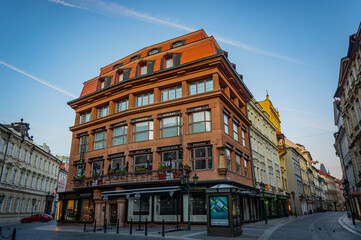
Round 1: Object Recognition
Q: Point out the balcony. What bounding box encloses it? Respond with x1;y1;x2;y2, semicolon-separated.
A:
73;168;190;188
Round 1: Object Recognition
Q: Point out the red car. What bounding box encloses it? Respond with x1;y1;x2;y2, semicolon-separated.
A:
20;214;53;223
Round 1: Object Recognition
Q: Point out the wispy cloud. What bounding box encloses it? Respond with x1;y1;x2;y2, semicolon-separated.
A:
0;60;76;98
279;107;322;117
298;118;335;132
49;0;306;65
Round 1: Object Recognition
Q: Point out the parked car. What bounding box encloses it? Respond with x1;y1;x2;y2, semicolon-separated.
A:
20;214;53;223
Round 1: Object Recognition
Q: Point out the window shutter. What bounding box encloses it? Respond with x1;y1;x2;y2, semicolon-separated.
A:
147;60;155;73
123;68;131;80
173;53;182;66
160;57;164;70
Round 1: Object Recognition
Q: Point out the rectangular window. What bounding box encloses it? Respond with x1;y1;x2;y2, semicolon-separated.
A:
226;148;231;171
0;139;5;153
80;112;91;124
118;73;123;82
160;150;183;168
140;65;147;75
241;129;246;146
133;154;153;171
116;99;129;112
224;113;229;134
92;161;104;176
97;106;109;118
189;111;211;134
236;154;241;175
191;146;213;170
133;121;154;142
133;198;149;215
161;85;182;101
233;122;238;141
159;195;178;215
160;116;180;138
136;92;154;107
78;135;89;153
244;159;248;178
166;58;174;68
8;142;13;156
93;131;107;150
189;78;213;95
76;165;85;177
112;126;127;146
192;194;206;215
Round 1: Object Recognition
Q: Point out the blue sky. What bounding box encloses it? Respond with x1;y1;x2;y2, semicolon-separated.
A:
1;0;360;178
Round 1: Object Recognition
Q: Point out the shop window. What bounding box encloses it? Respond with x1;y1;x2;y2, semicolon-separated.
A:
133;153;153;171
161;85;182;101
160;150;183;168
192;194;206;215
93;131;107;150
112;126;127;146
159;196;179;215
133;197;150;215
190;146;213;170
116;99;129;112
189;78;213;95
160;116;180;138
136;92;154;107
133;121;153;142
65;199;78;221
81;199;94;222
189;111;211;134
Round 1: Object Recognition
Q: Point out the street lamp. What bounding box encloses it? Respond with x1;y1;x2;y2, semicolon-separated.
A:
291;191;297;218
180;172;198;231
260;182;268;224
31;198;36;216
342;179;355;225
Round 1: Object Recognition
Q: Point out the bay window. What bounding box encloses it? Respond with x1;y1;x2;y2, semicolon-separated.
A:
133;121;154;142
93;131;106;150
190;146;213;170
189;78;213;95
136;92;154;107
160;116;180;138
189;111;211;134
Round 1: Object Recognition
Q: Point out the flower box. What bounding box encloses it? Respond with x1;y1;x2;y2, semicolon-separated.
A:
92;172;100;178
159;172;167;180
158;165;170;170
184;164;192;170
135;168;147;173
173;171;182;179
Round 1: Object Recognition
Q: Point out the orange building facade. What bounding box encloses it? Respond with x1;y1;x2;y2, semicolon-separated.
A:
58;30;258;226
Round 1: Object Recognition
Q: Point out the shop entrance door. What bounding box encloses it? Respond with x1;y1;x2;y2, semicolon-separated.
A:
110;204;117;225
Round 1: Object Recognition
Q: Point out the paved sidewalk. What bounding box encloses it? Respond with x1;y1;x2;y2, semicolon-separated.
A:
337;213;361;238
38;216;299;239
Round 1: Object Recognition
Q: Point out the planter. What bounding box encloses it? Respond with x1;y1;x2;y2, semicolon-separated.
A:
159;172;166;180
173;171;182;179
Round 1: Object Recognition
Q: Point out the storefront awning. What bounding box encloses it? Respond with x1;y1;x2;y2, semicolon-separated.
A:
102;186;180;198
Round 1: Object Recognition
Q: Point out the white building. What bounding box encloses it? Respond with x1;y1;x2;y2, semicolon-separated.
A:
0;119;61;223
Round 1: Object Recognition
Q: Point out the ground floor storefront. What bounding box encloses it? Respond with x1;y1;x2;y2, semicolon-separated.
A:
57;181;260;226
259;192;289;221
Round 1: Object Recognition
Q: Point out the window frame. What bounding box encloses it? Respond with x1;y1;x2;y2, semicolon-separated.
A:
93;131;107;150
161;85;182;101
97;105;109;119
80;111;91;124
160;149;183;169
190;146;213;170
133;120;154;142
136;92;154;107
112;125;127;146
189;78;213;95
224;113;229;134
132;153;153;171
189;110;211;134
160;116;180;138
116;99;129;112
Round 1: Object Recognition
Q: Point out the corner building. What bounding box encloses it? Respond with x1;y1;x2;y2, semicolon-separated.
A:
58;30;257;226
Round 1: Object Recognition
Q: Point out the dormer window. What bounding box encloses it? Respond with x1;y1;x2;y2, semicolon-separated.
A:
130;55;141;62
98;76;112;90
148;48;161;56
137;61;155;76
166;57;173;68
140;65;147;75
118;72;123;82
161;53;181;70
112;63;123;70
171;40;185;48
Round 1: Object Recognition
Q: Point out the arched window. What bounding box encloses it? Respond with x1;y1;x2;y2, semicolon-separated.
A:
130;55;141;62
148;48;161;56
171;40;185;48
112;63;123;70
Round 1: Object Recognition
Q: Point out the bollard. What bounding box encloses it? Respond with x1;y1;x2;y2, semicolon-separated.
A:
162;219;165;237
84;221;87;232
145;218;148;236
94;219;96;233
130;218;133;235
116;218;119;234
11;228;16;240
104;219;107;233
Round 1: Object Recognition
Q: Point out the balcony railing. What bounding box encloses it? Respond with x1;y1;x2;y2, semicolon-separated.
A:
73;168;190;188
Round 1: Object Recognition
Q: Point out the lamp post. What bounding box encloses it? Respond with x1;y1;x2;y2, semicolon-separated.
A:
291;191;297;218
260;182;268;224
31;198;36;216
343;179;355;225
180;172;198;231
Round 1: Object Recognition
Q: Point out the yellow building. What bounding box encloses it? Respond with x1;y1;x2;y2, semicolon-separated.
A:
258;94;288;193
